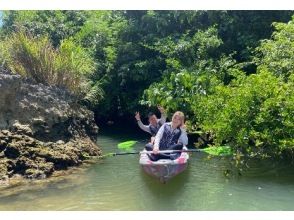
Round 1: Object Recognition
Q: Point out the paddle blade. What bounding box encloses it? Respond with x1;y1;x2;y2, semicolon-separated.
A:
204;145;232;156
117;140;138;150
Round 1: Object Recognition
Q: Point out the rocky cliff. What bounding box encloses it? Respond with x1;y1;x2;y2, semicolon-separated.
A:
0;73;101;183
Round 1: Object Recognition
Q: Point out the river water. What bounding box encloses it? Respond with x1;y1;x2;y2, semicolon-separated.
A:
0;127;294;210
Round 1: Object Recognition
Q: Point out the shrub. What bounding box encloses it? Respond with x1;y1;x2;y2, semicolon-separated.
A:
255;16;294;79
1;31;97;96
195;70;294;156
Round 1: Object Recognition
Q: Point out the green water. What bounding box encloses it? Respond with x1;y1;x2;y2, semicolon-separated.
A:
0;128;294;211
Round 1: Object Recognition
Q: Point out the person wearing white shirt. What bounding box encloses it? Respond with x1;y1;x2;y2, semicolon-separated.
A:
135;106;167;144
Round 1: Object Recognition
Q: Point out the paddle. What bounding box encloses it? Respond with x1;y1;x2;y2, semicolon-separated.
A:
110;149;202;156
100;145;232;158
117;140;138;150
117;140;232;154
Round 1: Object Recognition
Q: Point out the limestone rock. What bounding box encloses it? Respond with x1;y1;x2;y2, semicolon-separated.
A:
0;73;102;181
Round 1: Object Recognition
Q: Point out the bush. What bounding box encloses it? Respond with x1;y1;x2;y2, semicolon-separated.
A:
255;16;294;79
195;70;294;156
55;38;96;94
1;31;97;96
142;16;294;158
141;27;242;124
3;32;57;83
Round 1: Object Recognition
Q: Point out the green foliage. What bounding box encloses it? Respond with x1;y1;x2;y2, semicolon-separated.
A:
1;10;293;159
55;38;96;94
214;11;293;62
196;70;293;155
1;11;89;47
73;11;127;76
1;31;97;96
82;77;106;107
141;27;243;123
2;10;292;119
144;27;222;69
141;12;294;158
256;16;294;79
3;31;57;83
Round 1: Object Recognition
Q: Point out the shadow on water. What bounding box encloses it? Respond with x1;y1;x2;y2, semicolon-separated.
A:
239;158;294;186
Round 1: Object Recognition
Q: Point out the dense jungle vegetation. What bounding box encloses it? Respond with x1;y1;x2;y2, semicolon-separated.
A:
0;10;293;158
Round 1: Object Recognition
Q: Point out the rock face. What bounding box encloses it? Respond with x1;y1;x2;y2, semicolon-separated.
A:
0;74;98;142
0;73;101;182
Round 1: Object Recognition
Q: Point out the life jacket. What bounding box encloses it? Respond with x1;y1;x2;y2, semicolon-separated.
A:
149;121;162;137
159;123;182;150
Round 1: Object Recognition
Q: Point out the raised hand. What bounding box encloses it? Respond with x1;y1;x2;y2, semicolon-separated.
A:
135;112;141;121
157;106;165;114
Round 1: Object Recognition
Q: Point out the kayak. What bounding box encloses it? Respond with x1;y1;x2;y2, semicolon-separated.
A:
139;147;189;183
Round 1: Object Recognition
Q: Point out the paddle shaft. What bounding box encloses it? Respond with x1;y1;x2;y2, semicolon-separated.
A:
113;149;204;156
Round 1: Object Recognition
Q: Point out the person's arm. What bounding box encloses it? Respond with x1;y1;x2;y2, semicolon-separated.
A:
178;128;188;146
135;112;151;134
154;125;164;150
158;106;167;124
137;120;151;134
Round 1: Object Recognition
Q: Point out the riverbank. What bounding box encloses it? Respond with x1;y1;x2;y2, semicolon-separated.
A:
0;73;101;183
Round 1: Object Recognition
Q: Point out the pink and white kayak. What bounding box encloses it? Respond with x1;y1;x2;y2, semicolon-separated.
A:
139;147;189;183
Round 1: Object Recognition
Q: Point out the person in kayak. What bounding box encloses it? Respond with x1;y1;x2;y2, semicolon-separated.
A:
145;111;188;161
135;106;167;144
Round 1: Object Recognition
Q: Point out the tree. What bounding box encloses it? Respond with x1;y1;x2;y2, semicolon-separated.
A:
255;15;294;79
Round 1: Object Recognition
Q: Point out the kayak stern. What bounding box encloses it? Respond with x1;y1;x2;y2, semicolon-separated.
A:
139;148;189;183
